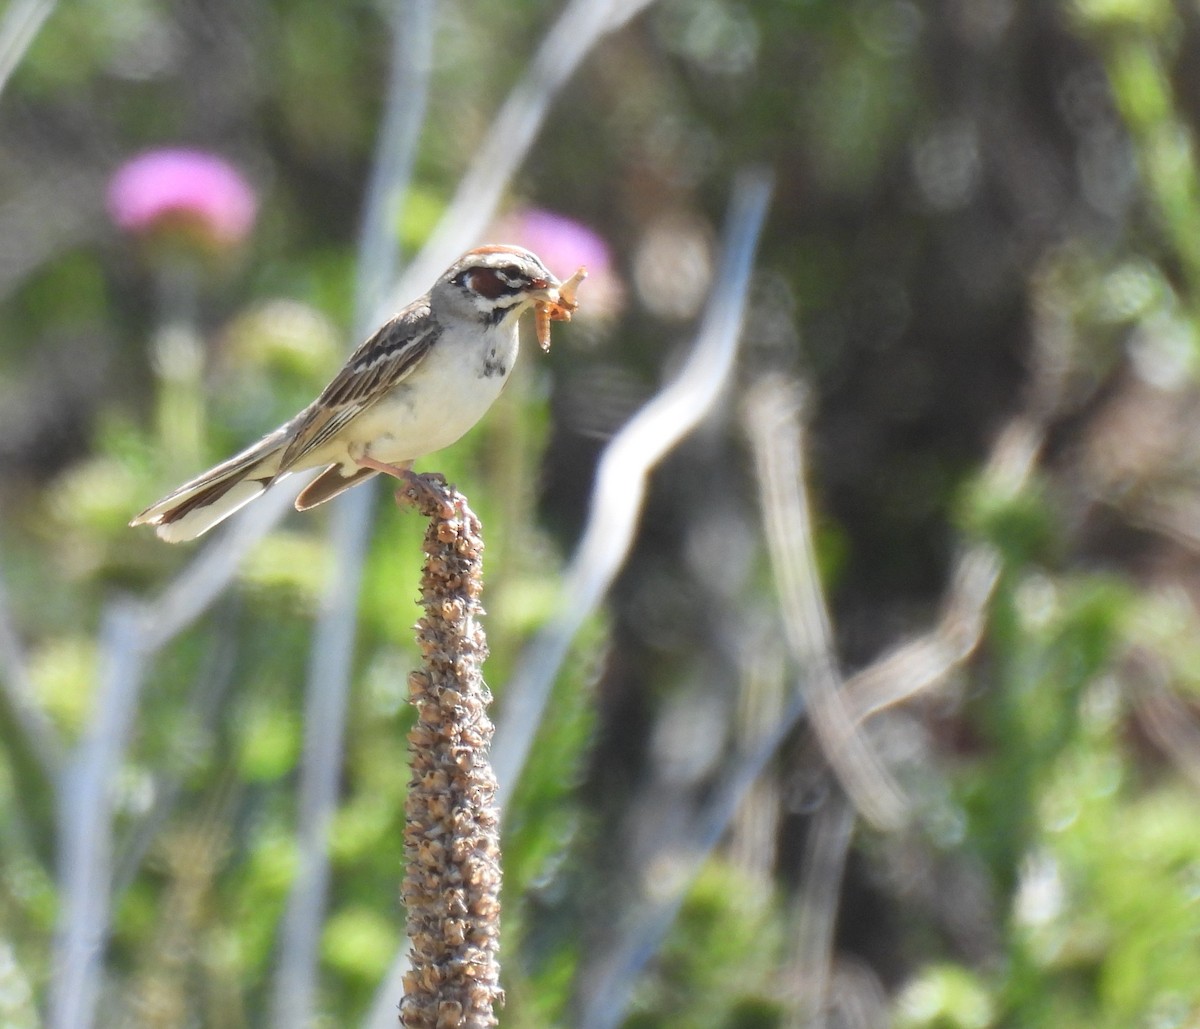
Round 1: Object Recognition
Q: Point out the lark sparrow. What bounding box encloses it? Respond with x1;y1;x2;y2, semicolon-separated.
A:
131;244;582;542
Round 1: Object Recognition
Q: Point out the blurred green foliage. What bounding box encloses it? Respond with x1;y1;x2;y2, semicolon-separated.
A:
3;0;1200;1027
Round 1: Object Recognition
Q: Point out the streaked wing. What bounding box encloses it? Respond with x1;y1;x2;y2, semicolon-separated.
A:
278;300;439;471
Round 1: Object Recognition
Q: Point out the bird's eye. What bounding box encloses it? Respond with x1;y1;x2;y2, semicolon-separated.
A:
465;262;538;300
467;268;509;299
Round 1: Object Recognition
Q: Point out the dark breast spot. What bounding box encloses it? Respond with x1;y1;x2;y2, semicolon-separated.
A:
483;352;508;378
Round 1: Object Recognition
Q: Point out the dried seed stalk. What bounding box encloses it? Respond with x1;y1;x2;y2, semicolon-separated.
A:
399;474;502;1029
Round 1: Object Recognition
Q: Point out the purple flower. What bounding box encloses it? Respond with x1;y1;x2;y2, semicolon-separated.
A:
492;209;621;316
107;148;257;250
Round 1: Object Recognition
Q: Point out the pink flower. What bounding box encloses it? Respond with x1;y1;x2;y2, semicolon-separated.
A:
107;148;257;250
491;209;621;317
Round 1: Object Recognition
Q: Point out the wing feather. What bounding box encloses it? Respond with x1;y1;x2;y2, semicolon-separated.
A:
279;302;439;471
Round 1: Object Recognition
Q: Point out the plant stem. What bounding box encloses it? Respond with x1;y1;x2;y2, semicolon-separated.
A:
399;475;502;1029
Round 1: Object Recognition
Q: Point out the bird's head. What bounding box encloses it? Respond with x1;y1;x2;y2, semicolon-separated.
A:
434;244;563;327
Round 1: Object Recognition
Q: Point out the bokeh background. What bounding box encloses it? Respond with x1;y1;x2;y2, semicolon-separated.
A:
3;0;1200;1026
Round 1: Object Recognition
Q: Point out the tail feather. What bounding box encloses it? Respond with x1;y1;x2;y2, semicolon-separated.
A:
147;476;276;543
294;464;378;511
130;427;290;542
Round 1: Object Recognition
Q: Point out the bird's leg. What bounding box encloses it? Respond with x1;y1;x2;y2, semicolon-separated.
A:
353;454;414;480
352;455;448;509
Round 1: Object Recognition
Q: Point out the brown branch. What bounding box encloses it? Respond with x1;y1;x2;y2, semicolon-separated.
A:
399;475;503;1029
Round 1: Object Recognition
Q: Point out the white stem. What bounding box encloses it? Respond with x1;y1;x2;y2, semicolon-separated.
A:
48;604;145;1029
0;0;54;98
491;170;775;814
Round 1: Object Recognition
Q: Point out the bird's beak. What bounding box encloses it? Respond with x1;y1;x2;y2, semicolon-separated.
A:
527;275;562;303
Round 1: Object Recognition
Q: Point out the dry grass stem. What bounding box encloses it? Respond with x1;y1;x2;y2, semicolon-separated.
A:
786;790;856;1029
746;376;909;830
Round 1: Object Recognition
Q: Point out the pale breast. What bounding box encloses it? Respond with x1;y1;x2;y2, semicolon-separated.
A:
334;321;522;466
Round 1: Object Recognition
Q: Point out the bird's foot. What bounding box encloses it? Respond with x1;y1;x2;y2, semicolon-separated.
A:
353;456;452;516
